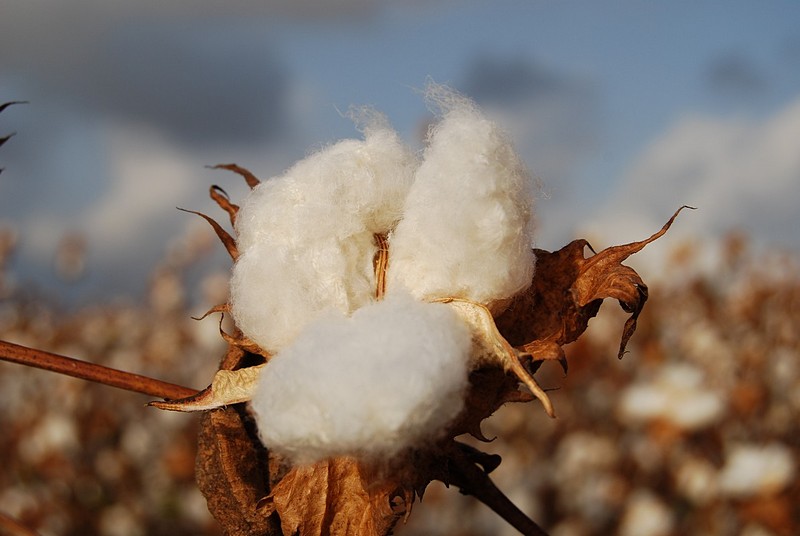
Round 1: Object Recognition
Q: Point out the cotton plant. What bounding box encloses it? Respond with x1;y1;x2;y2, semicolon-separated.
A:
237;88;543;463
0;92;686;536
146;85;689;536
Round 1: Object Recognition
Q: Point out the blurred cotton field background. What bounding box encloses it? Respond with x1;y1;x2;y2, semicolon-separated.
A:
1;1;799;535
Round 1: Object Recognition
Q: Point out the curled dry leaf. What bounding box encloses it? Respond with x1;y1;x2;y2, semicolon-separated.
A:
496;206;694;361
261;458;406;536
148;363;266;412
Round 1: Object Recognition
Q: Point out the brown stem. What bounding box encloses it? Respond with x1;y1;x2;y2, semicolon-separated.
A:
449;443;550;536
0;340;198;400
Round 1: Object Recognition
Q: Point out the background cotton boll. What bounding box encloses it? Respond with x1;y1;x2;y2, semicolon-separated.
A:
389;91;536;308
249;294;472;464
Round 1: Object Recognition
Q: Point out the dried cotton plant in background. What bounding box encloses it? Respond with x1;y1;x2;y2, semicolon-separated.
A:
0;90;687;536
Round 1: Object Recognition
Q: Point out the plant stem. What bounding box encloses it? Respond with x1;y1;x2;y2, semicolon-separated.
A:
450;443;550;536
0;340;197;400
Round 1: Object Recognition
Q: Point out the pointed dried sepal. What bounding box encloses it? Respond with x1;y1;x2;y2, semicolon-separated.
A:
149;363;266;412
192;303;230;321
209;163;261;189
220;323;271;359
177;207;239;260
440;298;555;418
210;185;240;227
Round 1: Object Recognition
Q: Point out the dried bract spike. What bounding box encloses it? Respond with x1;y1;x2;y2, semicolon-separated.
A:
191;302;230;321
177;207;239;260
209;163;261;189
210;185;240;226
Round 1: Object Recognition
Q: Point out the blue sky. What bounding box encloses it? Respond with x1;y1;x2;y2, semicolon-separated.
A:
1;1;799;302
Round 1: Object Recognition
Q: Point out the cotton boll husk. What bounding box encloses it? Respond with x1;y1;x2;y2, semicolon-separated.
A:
230;116;417;352
388;88;536;310
249;293;472;464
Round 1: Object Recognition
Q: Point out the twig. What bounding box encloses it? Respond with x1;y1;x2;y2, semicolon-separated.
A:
0;340;197;400
449;443;550;536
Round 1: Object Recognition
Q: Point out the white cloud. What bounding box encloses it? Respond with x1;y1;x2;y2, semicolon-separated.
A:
80;124;198;252
582;94;800;272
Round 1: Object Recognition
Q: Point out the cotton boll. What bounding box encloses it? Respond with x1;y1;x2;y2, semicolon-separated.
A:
230;117;417;352
388;87;536;309
249;294;472;464
230;234;376;351
234;115;417;253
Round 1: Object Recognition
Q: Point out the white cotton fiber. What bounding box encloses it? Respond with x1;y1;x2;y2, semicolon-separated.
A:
230;112;418;352
388;86;536;309
249;293;472;464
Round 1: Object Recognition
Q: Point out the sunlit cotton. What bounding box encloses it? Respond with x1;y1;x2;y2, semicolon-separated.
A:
249;294;472;463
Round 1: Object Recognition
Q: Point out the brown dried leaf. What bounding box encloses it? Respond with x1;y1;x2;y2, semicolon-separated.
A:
496;206;691;360
196;407;281;536
266;457;406;536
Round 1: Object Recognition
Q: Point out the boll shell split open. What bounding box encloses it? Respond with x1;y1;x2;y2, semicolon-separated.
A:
249;293;472;464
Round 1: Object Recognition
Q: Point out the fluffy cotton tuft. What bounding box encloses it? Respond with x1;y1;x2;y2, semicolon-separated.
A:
230;113;417;352
388;85;536;309
249;293;472;464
